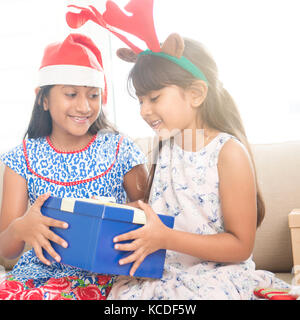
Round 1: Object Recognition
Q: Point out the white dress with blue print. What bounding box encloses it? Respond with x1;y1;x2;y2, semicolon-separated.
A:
108;132;288;300
0;132;145;292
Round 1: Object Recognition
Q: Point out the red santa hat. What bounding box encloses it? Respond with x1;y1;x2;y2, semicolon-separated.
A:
38;33;107;103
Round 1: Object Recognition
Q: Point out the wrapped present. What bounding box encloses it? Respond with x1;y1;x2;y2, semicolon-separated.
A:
41;196;174;279
254;287;296;300
289;209;300;284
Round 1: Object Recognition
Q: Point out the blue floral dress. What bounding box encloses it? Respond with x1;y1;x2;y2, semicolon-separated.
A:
0;132;145;300
108;132;289;300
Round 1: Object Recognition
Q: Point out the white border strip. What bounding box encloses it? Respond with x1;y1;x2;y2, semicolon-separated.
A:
132;208;147;225
38;65;104;88
61;198;75;213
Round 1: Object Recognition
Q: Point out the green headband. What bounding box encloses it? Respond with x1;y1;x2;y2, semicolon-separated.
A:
139;49;208;85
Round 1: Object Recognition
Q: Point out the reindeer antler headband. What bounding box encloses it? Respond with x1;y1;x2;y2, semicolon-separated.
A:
66;0;208;84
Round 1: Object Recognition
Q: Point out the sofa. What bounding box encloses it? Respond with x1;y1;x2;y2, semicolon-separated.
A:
1;137;300;286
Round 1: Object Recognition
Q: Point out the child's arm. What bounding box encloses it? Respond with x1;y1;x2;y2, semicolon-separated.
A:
123;164;148;206
0;166;68;264
113;139;257;276
0;166;28;258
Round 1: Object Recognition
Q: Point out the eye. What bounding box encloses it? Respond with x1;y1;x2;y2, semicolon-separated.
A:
65;92;76;98
87;88;100;99
138;97;143;106
150;95;160;103
89;93;100;99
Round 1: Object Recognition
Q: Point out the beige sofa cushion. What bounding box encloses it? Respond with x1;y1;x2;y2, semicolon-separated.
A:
251;141;300;272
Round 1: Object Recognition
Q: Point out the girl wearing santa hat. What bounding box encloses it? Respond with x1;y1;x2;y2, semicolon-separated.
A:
0;33;147;300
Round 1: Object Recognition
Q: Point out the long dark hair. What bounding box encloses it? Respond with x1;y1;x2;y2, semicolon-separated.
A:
128;38;265;227
24;85;117;139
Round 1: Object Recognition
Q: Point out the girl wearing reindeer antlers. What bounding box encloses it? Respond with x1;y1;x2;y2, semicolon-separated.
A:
67;0;290;299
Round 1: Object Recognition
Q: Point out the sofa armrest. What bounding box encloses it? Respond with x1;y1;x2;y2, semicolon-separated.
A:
288;209;300;284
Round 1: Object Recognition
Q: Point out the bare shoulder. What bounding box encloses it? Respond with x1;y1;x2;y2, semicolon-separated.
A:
218;138;251;163
1;165;28;231
218;138;254;173
2;165;28;201
3;165;27;184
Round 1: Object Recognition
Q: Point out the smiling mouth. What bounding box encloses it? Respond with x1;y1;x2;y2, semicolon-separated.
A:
69;116;90;123
150;120;162;129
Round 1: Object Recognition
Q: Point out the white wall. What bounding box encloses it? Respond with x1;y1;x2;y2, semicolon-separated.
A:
111;0;300;143
0;0;299;154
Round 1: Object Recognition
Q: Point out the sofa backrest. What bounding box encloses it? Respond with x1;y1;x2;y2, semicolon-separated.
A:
250;141;300;272
1;139;300;273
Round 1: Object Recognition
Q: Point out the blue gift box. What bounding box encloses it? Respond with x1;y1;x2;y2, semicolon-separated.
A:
41;196;174;279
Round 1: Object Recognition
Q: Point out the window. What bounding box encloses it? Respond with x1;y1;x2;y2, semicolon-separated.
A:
0;0;299;154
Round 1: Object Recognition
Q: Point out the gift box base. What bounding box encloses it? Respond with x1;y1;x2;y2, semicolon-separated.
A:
41;197;174;279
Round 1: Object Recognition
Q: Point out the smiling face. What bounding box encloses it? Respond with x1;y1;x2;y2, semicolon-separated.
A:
138;85;200;140
43;85;101;139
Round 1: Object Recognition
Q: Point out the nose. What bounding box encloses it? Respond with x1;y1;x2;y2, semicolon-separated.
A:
75;94;91;114
140;100;153;119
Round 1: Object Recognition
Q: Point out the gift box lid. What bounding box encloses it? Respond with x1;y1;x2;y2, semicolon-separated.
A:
288;209;300;228
44;196;150;225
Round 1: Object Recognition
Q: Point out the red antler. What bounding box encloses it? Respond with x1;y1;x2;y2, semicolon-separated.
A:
103;0;160;52
66;0;160;53
66;5;106;29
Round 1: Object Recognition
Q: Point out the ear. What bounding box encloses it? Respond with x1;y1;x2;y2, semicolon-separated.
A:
116;48;138;62
43;99;49;111
187;80;208;108
35;87;47;110
99;88;103;106
161;33;185;59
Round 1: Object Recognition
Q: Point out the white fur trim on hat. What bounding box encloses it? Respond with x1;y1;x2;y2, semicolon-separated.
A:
38;64;104;88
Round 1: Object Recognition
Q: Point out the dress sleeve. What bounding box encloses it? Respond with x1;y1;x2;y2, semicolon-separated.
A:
118;136;147;176
0;143;27;179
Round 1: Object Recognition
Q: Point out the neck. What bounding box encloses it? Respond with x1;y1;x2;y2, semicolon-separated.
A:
174;128;218;152
48;131;95;153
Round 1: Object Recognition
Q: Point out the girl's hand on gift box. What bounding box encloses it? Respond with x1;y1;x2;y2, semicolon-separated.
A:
113;200;169;276
13;192;69;266
126;200;142;209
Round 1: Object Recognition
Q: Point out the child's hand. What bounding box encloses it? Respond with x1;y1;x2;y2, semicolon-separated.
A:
113;200;169;276
126;200;141;209
13;192;68;265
